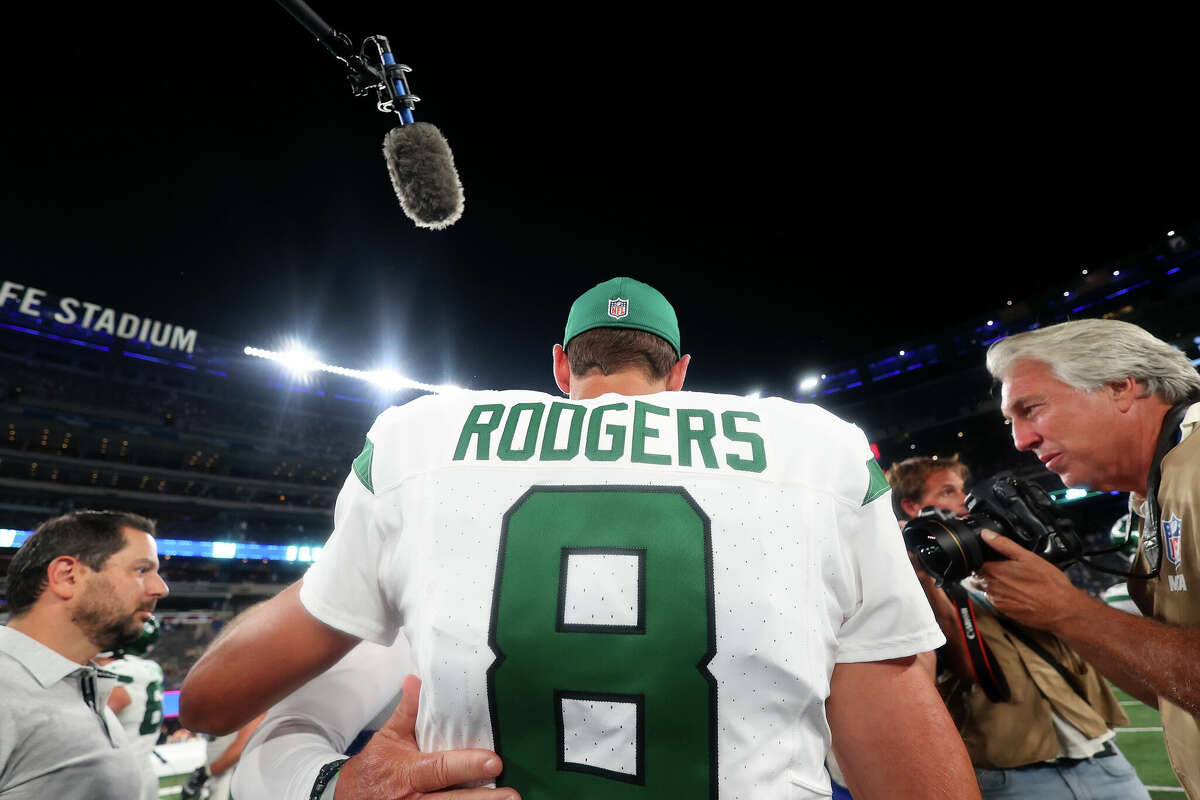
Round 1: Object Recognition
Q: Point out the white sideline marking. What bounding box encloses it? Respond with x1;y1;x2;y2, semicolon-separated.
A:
1115;726;1165;732
1144;787;1184;793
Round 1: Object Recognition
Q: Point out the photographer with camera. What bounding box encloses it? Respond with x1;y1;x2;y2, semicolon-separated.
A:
891;455;1146;799
978;318;1200;797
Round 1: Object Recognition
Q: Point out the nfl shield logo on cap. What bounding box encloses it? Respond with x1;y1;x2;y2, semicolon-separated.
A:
608;298;629;320
1164;514;1183;567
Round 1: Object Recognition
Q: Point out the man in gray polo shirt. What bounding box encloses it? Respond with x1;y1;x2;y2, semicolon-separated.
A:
0;510;169;799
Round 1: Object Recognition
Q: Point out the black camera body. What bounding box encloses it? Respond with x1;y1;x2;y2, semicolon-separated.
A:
902;471;1083;584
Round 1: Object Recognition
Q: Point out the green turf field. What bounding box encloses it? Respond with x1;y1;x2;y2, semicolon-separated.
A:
1111;685;1185;797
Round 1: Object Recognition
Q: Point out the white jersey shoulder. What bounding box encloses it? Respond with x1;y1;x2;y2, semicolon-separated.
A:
356;389;882;505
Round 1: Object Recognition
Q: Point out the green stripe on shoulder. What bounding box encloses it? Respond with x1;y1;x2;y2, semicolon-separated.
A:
862;458;889;506
353;437;374;494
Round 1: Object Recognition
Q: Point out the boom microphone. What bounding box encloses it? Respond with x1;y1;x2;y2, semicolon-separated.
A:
370;34;463;229
275;0;465;229
383;124;464;230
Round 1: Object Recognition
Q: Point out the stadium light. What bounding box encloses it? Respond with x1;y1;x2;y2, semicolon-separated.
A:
367;370;410;392
746;389;763;399
243;345;462;395
0;531;334;564
1051;488;1102;504
799;376;819;392
211;542;237;559
279;347;321;377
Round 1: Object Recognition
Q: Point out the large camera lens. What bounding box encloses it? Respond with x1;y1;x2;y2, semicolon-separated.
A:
902;508;998;584
900;472;1082;585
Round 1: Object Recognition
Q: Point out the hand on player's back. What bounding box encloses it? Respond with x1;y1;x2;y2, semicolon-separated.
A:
335;675;520;799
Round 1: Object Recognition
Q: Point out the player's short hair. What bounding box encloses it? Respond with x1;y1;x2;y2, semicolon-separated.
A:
565;327;679;382
886;455;971;521
986;318;1200;405
4;510;156;616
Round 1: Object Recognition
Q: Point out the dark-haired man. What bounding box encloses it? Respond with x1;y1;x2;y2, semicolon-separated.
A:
889;456;1144;800
0;510;169;799
183;277;978;799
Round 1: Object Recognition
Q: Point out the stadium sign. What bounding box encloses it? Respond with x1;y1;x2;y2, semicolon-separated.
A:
0;280;197;354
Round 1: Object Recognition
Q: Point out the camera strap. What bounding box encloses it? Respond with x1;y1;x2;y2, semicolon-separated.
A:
1138;400;1193;579
945;582;1011;702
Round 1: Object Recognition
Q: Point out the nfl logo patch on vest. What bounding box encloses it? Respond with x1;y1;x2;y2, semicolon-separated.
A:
1164;514;1183;568
608;298;629;319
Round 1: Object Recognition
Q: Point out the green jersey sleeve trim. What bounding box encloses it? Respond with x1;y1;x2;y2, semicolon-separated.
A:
353;437;375;494
862;458;889;506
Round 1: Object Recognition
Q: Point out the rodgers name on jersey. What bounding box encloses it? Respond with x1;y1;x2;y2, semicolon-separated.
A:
451;400;766;473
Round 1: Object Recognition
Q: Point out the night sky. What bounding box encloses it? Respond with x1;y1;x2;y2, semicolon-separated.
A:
4;6;1197;397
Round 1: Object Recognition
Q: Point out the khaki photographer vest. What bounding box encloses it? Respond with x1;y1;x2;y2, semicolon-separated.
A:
1133;425;1200;798
940;606;1127;769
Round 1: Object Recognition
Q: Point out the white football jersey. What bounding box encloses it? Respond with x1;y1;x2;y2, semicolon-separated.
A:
107;655;165;754
301;389;943;799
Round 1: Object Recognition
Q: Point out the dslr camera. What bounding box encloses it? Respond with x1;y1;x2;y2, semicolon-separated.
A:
902;471;1083;585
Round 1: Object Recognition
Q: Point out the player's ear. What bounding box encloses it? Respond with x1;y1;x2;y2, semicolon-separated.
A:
552;344;571;395
665;354;690;392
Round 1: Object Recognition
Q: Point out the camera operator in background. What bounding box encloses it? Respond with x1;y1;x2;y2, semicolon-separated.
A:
980;318;1200;797
890;455;1146;799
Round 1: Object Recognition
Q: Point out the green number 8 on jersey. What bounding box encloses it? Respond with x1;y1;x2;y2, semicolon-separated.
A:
488;486;717;798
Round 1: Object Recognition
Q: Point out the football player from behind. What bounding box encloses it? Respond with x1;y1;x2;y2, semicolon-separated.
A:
183;277;980;799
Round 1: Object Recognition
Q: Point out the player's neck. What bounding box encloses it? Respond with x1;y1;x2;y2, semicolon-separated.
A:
7;605;100;665
570;370;668;400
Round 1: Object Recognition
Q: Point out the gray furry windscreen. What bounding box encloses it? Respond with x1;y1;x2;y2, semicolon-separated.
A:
383;122;465;230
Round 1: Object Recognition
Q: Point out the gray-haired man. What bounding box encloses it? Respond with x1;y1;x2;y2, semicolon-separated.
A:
979;318;1200;797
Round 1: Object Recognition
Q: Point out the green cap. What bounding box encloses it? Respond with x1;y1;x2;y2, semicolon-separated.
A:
563;277;681;357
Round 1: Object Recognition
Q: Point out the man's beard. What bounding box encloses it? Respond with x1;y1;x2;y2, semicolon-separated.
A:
73;575;149;652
